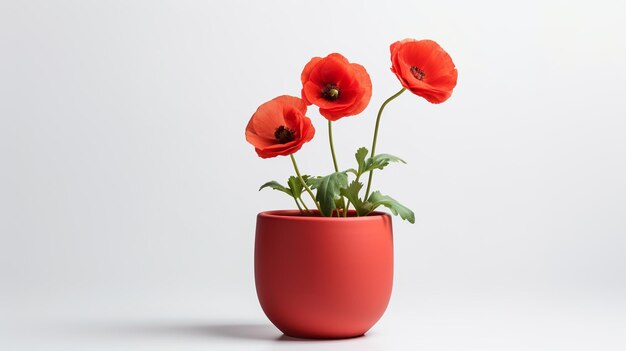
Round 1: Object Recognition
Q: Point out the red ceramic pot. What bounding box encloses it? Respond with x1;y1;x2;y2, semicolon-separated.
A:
255;210;394;339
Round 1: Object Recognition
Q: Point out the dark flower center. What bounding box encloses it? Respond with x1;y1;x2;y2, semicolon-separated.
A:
274;125;295;144
321;84;340;101
410;66;426;80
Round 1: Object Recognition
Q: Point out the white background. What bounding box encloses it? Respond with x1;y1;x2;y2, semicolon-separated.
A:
1;1;625;350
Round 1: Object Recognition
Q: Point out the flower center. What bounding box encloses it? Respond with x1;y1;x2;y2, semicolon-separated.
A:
321;84;340;101
410;66;426;80
274;125;295;144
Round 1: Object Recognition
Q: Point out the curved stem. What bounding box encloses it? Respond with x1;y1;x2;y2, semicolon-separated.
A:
290;154;322;213
298;196;309;211
293;197;303;213
364;88;406;199
328;120;339;172
328;120;346;217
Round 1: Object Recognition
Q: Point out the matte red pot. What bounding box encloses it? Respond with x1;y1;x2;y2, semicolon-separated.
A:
255;210;393;339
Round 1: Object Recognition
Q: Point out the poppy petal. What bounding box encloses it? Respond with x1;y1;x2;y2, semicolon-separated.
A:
245;95;315;158
300;53;372;121
275;95;308;114
390;38;457;103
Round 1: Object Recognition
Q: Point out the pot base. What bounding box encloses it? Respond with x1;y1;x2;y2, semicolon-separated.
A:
281;331;365;340
255;210;394;340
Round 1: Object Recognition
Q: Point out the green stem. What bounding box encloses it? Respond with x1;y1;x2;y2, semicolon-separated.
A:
329;120;346;217
298;196;310;211
328;120;339;172
364;88;406;199
290;154;322;213
293;196;303;213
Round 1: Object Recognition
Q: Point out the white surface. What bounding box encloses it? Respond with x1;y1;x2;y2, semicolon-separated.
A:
1;0;625;350
2;292;625;350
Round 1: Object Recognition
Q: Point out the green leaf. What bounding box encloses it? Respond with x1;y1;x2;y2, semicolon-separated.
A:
259;180;292;196
345;168;358;176
287;175;310;199
368;191;415;223
334;196;346;214
306;176;322;189
340;180;374;216
308;172;348;217
355;147;369;175
364;154;406;173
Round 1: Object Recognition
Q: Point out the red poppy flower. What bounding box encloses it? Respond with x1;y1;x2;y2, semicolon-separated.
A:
245;95;315;159
301;53;372;121
390;39;458;104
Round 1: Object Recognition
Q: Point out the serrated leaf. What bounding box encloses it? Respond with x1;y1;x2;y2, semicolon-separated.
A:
355;147;369;175
259;180;292;196
368;191;415;223
287;175;310;199
364;154;406;173
306;176;322;189
340;180;374;216
340;180;363;205
345;168;358;176
308;172;348;216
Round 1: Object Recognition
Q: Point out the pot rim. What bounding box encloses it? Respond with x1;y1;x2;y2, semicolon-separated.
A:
258;209;391;222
